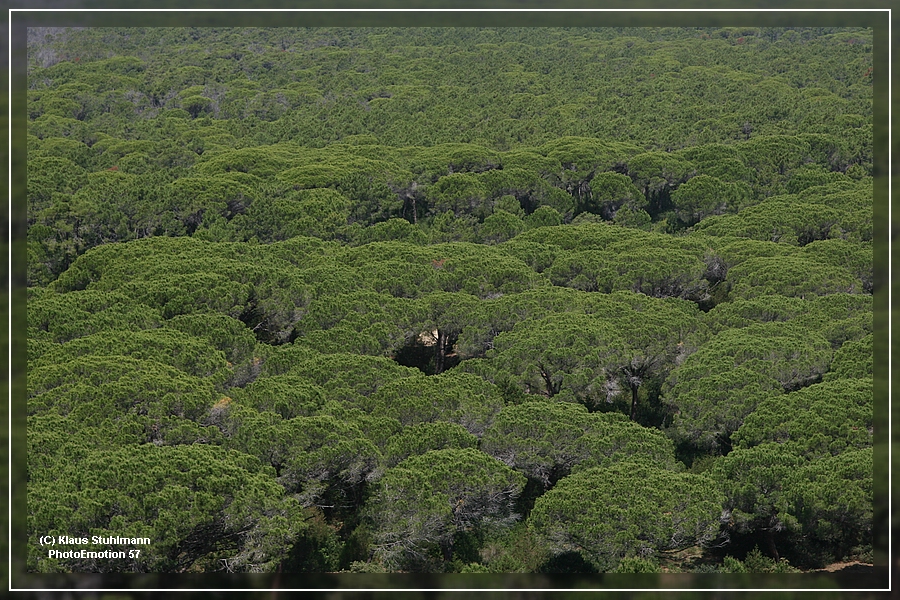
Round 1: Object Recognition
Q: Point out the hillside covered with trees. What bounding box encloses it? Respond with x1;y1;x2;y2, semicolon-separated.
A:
26;26;874;575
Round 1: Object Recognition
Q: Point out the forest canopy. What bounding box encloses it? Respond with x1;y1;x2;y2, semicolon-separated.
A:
25;26;874;576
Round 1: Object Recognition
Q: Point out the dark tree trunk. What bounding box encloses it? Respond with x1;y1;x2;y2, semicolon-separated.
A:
434;329;446;374
540;366;558;397
766;527;779;561
630;383;639;421
440;538;453;562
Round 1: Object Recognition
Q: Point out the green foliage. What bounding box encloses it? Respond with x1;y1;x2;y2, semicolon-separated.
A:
670;174;733;225
786;449;872;563
702;292;872;351
407;143;502;181
611;556;662;573
384;422;479;467
721;548;800;573
50;236;311;343
491;299;698;420
28;289;161;344
28;355;217;425
294;291;407;358
579;171;645;219
216;406;381;506
455;286;594;358
194;145;300;179
528;461;724;572
336;240;545;299
28;156;89;213
665;367;779;453
825;333;873;381
727;255;862;299
426;173;490;219
233;188;351;243
711;443;806;558
351;218;427;246
25;26;874;575
425;210;480;244
693;184;872;245
702;295;808;333
230;375;326;419
28;444;304;573
802;239;873;293
521;223;709;300
737;135;811;197
165;312;257;368
284;352;420;406
369;448;526;571
281;508;342;572
525;205;562;229
181;95;212;118
366;371;505;436
720;555;747;573
30;328;230;383
549;245;690;296
665;322;833;452
626;151;695;196
613;205;652;230
477;523;549;573
495;195;524;217
708;237;799;270
27;412;177;468
801;293;873;349
481;210;526;244
745;548;801;573
482;401;677;487
732;379;872;459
